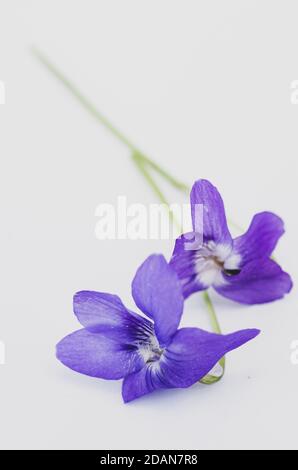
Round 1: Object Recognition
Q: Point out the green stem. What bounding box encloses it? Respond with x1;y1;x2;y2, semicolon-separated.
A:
132;152;182;232
202;291;221;334
32;47;188;194
200;291;225;384
32;47;136;152
132;152;171;207
140;156;189;192
32;47;225;383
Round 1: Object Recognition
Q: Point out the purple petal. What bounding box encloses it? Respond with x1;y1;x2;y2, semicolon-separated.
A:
159;327;260;387
122;327;260;402
73;290;152;342
131;255;184;347
191;180;232;246
214;258;293;304
170;233;207;298
122;365;158;403
233;212;285;264
56;329;144;380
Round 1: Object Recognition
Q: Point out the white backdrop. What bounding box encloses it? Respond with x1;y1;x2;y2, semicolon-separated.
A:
0;0;298;450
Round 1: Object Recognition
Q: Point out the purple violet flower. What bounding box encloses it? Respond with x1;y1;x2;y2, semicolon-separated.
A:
170;179;293;304
57;254;260;402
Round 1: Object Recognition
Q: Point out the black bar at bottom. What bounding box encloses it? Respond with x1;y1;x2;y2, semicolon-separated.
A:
0;449;288;463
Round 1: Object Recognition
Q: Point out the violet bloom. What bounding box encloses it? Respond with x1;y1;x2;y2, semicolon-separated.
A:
170;179;292;304
57;255;259;402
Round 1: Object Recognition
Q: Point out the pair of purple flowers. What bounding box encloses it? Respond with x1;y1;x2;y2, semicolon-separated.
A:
57;180;292;402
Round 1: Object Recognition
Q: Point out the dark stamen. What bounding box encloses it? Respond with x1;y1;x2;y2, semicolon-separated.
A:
223;269;241;276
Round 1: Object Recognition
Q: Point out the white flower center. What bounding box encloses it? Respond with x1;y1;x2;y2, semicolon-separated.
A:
195;241;241;287
138;334;164;364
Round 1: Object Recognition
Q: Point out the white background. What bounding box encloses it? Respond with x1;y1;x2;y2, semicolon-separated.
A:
0;0;298;450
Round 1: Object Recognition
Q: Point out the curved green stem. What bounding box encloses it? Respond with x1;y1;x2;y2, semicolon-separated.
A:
32;47;225;383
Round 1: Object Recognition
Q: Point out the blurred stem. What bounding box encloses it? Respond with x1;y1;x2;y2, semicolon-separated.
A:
202;291;221;334
132;152;182;232
32;46;224;383
200;292;225;384
32;47;188;193
132;152;171;207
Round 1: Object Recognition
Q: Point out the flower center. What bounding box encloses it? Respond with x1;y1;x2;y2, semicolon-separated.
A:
138;335;164;364
195;241;241;287
147;346;164;363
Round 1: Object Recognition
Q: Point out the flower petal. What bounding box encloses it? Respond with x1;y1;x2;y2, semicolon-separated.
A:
122;327;260;402
159;327;260;387
190;179;232;245
73;290;152;342
56;329;144;380
170;233;207;298
214;258;293;304
122;364;158;402
131;255;184;347
233;212;285;264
